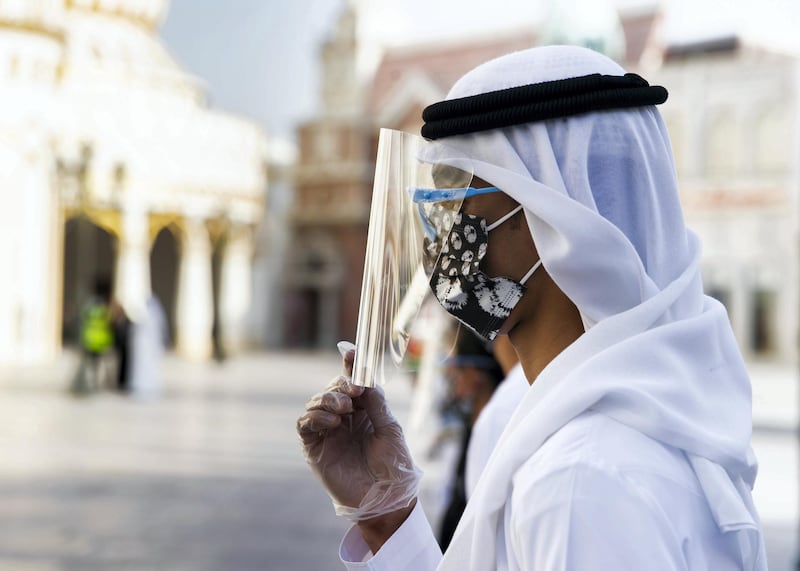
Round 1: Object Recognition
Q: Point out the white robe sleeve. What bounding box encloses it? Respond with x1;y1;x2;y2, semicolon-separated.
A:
339;501;442;570
509;463;688;571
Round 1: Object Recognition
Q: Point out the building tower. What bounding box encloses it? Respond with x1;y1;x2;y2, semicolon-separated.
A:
539;0;626;62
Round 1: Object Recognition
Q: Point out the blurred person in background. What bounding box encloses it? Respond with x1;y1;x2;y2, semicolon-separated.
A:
437;328;504;549
71;276;114;395
404;313;524;540
110;296;131;393
298;46;765;570
129;294;169;399
403;302;463;536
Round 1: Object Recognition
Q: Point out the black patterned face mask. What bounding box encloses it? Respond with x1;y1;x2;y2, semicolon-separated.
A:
429;204;541;341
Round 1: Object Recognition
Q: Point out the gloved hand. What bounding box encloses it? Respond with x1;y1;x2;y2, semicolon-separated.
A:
296;341;422;522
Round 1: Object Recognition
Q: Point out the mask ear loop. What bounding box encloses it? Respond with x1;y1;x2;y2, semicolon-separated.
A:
486;204;523;232
486;202;542;287
519;259;543;286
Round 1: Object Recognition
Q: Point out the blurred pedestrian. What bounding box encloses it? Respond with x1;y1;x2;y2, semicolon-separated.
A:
129;294;168;399
403;302;461;535
71;277;114;395
211;318;226;363
110;297;130;392
437;328;504;549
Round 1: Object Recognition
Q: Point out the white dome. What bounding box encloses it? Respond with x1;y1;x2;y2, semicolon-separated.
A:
0;0;171;33
67;0;169;28
0;0;60;32
60;0;201;104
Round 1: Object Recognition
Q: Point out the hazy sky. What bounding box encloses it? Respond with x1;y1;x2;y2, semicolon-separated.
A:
161;0;342;143
160;0;800;145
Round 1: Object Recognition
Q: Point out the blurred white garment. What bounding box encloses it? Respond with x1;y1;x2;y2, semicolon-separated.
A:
465;363;528;499
404;299;460;533
130;295;168;399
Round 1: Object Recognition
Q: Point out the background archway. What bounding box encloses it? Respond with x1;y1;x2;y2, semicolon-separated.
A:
210;234;226;360
150;225;180;347
284;232;344;349
62;216;117;346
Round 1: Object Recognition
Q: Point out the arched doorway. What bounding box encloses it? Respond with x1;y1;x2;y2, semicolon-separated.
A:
284;233;344;349
210;234;227;360
202;215;233;360
62;215;117;346
149;225;180;347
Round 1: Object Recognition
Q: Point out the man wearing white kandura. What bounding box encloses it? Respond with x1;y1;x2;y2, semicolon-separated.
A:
297;45;766;570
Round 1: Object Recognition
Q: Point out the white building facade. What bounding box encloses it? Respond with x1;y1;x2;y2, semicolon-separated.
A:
0;0;267;364
654;40;800;364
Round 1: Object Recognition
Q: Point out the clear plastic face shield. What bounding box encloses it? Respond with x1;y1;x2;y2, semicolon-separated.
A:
352;128;483;387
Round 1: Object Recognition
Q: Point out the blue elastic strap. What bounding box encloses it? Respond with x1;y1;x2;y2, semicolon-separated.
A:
411;186;500;203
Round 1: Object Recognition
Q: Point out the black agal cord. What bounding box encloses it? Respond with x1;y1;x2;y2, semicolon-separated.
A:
421;73;668;140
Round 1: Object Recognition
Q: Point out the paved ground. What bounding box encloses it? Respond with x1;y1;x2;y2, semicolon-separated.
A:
0;352;355;571
0;351;796;570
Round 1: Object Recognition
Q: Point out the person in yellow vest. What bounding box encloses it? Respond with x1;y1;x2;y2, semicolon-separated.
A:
71;277;114;395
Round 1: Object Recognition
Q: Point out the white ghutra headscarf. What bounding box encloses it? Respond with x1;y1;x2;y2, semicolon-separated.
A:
427;46;765;571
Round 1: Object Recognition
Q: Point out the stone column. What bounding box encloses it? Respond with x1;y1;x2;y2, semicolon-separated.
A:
0;154;16;363
0;136;61;364
115;194;151;322
730;265;751;359
219;226;253;355
18;145;61;363
175;217;213;360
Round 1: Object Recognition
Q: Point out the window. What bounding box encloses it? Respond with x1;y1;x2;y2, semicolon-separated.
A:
754;106;791;175
313;127;338;162
705;111;739;180
750;288;776;355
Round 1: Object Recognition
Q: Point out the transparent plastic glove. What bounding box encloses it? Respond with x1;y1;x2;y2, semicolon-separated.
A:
296;341;422;522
